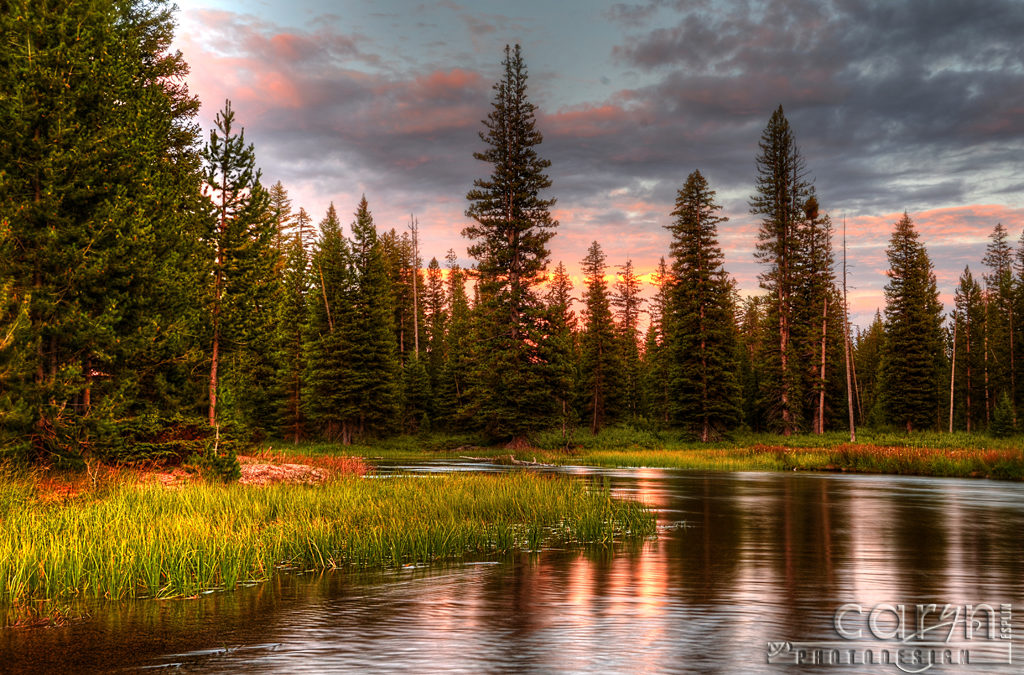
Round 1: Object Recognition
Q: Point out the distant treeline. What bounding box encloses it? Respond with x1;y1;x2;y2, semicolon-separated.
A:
0;3;1016;464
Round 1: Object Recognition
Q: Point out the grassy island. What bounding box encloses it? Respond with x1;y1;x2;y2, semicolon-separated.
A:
0;470;654;607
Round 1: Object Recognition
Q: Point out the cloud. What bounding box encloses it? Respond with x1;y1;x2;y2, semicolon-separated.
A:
172;2;1024;332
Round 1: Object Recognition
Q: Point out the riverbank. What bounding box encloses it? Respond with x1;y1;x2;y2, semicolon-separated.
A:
0;466;655;610
269;428;1024;480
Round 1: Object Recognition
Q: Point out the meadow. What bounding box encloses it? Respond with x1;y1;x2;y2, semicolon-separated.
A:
0;469;655;609
269;428;1024;480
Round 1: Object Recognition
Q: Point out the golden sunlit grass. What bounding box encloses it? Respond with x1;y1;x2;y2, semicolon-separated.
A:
0;470;654;605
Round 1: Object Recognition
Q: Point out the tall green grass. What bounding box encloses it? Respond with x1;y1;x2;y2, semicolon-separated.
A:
0;472;654;604
557;445;1024;477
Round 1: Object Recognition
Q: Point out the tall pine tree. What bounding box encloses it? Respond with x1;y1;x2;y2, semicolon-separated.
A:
580;241;622;434
612;259;644;421
303;204;357;442
878;213;944;431
750;106;812;435
350;197;401;436
201;99;277;430
0;0;208;458
463;44;559;441
665;170;741;441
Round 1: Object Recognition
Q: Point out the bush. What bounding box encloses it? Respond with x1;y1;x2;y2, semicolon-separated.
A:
990;392;1016;438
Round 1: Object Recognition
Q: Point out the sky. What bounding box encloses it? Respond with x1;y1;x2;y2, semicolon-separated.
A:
171;0;1024;330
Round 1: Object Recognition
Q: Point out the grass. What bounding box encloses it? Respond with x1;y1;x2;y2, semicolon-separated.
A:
0;469;655;606
264;428;1024;480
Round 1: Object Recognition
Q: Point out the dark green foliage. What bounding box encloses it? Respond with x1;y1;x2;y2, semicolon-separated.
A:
737;296;770;431
878;213;944;431
303;204;358;442
952;267;986;431
580;242;623;434
274;234;309;443
436;251;472;429
545;262;580;439
349;197;401;436
641;259;672;425
612;259;644;420
423;257;447;398
402;355;432;433
990;392;1015;438
268;181;294;251
750;106;812;435
0;0;208;460
379;228;424;364
792;195;843;432
855;311;885;426
462;44;559;440
201;99;278;433
665;170;741;441
983;223;1016;420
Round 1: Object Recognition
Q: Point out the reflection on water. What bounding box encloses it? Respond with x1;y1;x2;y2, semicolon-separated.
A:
3;467;1023;673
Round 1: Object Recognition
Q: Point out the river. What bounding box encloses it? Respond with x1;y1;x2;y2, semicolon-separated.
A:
3;463;1022;673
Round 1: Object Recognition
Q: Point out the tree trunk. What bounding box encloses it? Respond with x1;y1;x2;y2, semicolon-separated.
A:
984;302;990;424
318;262;333;332
949;315;957;433
817;296;828;434
1011;304;1017;426
410;215;420;356
966;311;972;433
842;220;855;442
83;357;92;413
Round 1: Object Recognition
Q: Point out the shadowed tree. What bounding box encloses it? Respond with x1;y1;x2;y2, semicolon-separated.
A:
878;213;944;431
463;44;559;441
750;106;812;435
612;259;644;421
666;170;741;441
201;100;276;430
580;242;622;434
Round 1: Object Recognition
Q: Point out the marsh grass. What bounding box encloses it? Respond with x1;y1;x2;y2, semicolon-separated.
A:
0;472;654;605
532;442;1024;480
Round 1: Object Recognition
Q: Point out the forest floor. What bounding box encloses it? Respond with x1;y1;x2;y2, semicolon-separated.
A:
269;428;1024;481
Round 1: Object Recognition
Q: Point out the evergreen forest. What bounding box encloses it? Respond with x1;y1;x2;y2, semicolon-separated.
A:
3;1;1021;470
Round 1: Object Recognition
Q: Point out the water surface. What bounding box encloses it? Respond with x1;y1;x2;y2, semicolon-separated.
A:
3;464;1022;673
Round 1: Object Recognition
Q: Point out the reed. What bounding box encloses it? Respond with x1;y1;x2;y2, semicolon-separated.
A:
0;472;654;604
537;444;1024;480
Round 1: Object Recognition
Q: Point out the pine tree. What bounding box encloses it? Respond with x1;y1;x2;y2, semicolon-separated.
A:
990;391;1015;438
274;234;308;442
201;100;277;430
737;296;770;431
878;213;944;431
423;257;447;398
750;106;812;435
580;241;622;434
268;181;294;252
350;197;401;436
0;0;208;458
402;355;431;433
612;259;644;421
665;170;741;441
437;250;472;429
463;44;559;441
295;207;315;252
854;311;885;426
380;229;424;364
983;223;1015;421
952;267;986;431
545;262;579;439
303;204;357;442
641;258;672;424
793;194;840;433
